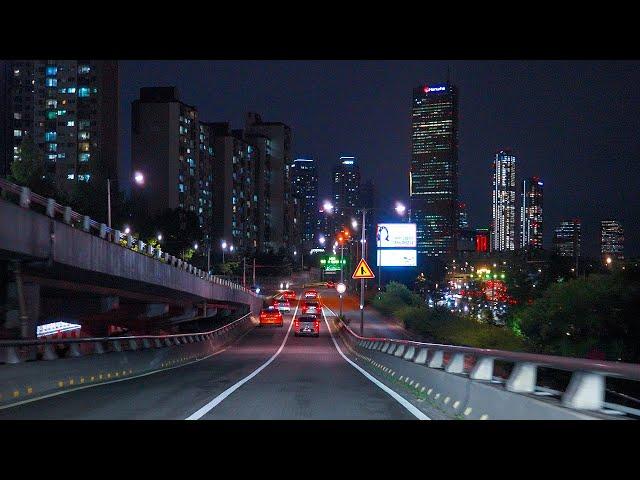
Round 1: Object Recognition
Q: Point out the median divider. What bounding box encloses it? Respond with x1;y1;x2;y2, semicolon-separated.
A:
0;313;257;408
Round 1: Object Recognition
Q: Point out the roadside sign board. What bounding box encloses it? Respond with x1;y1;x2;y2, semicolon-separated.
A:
352;258;375;279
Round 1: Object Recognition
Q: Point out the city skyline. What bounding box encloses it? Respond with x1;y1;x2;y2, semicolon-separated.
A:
116;61;640;257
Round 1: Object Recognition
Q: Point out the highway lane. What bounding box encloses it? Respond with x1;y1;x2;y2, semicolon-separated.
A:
0;291;419;419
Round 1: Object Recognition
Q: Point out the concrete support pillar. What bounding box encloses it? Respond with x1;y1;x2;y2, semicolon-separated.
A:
403;346;416;361
19;187;31;208
68;342;82;358
127;234;133;249
414;348;428;364
43;343;58;360
428;350;444;368
445;353;465;374
63;206;72;224
506;362;537;393
46;198;56;217
99;223;108;239
82;215;91;232
561;372;605;410
470;357;495;381
93;341;105;354
393;344;406;357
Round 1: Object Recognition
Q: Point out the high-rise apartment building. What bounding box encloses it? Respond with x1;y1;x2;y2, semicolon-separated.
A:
291;158;318;251
332;156;361;233
410;83;459;260
601;220;624;260
520;176;543;251
1;60;118;191
492;150;517;251
244;113;297;253
131;87;213;240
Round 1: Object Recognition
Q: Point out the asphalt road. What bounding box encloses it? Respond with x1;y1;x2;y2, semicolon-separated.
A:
0;289;418;420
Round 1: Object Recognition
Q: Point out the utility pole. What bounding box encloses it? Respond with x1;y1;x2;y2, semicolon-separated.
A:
253;257;256;286
107;178;112;229
243;257;246;288
207;244;211;274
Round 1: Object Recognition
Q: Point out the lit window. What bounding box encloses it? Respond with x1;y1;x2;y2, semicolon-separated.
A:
47;111;57;120
67;121;75;127
47;143;57;152
59;88;67;94
68;87;76;94
78;65;91;74
57;153;66;159
46;66;58;76
79;153;90;162
46;99;57;108
13;129;22;137
13;112;21;120
67;173;75;180
78;131;90;140
44;132;57;141
45;78;57;87
78;87;90;97
79;142;90;152
47;154;57;160
178;184;185;193
78;174;91;182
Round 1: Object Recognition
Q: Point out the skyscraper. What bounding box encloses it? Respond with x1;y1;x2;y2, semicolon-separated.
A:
520;176;544;251
553;219;581;260
601;220;624;260
332;155;361;232
1;60;118;192
291;158;318;250
410;82;458;260
492;150;517;251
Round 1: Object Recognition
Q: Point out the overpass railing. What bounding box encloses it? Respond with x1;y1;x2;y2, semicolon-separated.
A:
0;178;258;297
0;312;254;364
336;319;640;413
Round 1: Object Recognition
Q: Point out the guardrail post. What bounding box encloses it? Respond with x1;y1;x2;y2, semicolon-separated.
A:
127;234;133;248
2;346;21;364
445;353;465;373
19;187;31;208
414;348;428;364
82;216;91;232
470;356;494;380
113;230;121;244
561;372;605;410
138;240;145;252
154;338;163;348
394;344;406;357
63;206;72;224
99;224;107;239
112;340;123;352
46;198;56;217
43;343;58;360
93;341;105;354
403;346;416;361
387;343;397;355
128;339;138;350
381;341;390;353
164;338;172;347
68;342;82;358
428;350;444;368
142;338;151;349
505;362;537;393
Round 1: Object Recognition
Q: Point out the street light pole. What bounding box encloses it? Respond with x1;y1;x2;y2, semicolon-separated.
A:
107;178;112;229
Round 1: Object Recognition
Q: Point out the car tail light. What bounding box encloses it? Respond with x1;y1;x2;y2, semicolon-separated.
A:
314;320;319;330
294;320;299;329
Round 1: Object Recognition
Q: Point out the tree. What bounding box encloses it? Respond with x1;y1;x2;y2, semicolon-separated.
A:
8;136;56;198
517;271;640;361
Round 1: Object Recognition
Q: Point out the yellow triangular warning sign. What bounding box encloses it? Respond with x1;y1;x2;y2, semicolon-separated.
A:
352;258;375;279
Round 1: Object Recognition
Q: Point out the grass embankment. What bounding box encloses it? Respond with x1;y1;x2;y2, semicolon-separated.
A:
370;282;527;352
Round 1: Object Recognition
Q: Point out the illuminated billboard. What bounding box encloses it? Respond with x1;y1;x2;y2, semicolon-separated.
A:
377;249;417;267
376;223;416;248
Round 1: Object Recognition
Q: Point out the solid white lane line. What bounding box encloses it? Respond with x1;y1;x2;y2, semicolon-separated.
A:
185;301;299;420
321;308;430;420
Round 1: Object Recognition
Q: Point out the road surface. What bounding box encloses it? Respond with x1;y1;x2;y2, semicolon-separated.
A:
0;289;420;420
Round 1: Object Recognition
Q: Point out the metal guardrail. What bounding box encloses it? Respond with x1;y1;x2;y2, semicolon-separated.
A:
0;313;253;364
336;319;640;412
0;178;258;297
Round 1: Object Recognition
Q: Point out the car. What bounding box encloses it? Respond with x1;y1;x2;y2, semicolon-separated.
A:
282;290;297;301
294;315;320;337
301;300;321;317
303;289;318;299
326;281;336;288
259;307;283;327
272;298;291;312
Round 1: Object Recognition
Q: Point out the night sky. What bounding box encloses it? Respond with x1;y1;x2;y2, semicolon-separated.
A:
118;61;640;257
